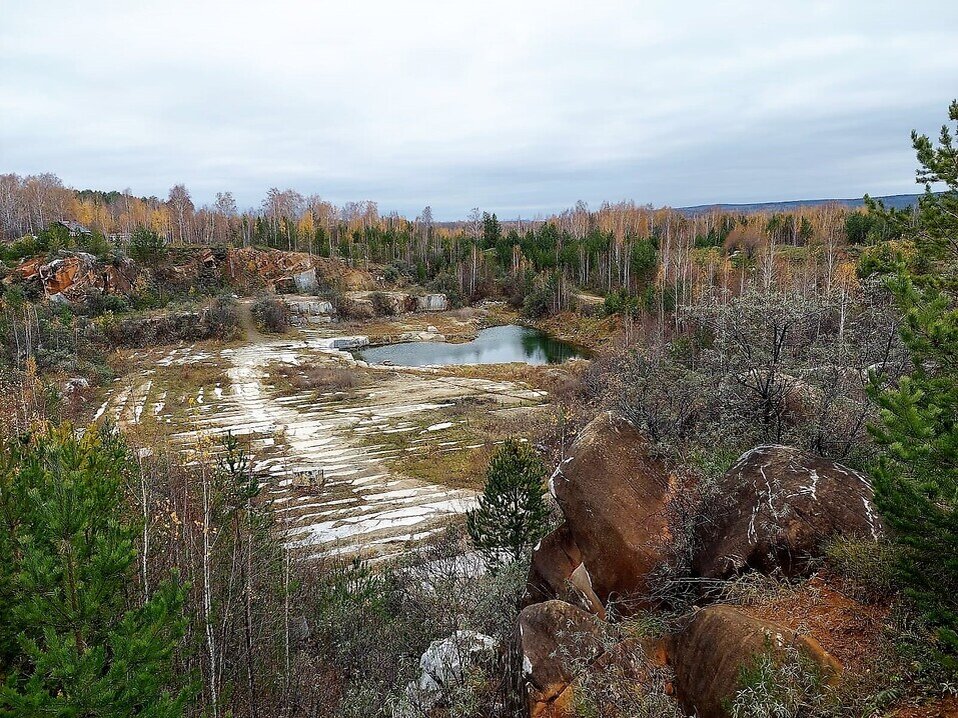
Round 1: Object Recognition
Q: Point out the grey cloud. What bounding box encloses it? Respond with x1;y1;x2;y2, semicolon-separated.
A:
1;0;956;219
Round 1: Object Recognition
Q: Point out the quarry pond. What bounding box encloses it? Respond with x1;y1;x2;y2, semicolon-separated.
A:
353;324;589;367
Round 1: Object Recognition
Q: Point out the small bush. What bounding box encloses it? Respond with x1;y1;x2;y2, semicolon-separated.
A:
75;289;130;317
382;264;401;284
202;295;241;340
251;294;290;333
427;272;466;309
729;645;829;718
521;283;553;318
369;291;397;316
272;363;364;393
604;288;639;317
824;536;899;600
127;226;166;263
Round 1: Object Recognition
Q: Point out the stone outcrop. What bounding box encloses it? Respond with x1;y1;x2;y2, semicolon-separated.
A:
522;523;604;618
517;601;611;718
398;330;446;343
416;293;449;312
292;267;318;293
12;251;138;304
338;291;450;319
223;247;314;293
693;445;882;580
667;605;841;718
399;631;498;717
284;297;336;325
550;412;675;609
314;335;369;350
356;291;411;314
338;295;376;319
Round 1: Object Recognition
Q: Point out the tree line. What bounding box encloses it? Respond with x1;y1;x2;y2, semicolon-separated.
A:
1;172;907;320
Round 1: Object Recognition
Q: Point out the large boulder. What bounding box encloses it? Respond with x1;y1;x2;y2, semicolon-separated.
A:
667;605;841;718
517;601;610;718
521;523;604;618
546;637;676;718
518;601;675;718
292;267;318;293
550;412;675;609
399;630;498;717
693;445;882;579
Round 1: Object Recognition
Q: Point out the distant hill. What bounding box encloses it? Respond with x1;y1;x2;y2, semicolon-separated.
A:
677;193;923;216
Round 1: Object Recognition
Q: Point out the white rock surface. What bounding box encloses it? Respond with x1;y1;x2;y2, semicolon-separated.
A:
416;293;448;312
286;298;335;316
397;631;498;716
94;326;548;561
398;331;446;343
292;268;319;293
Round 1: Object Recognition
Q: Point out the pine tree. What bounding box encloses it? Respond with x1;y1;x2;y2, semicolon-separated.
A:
466;439;550;564
867;100;958;672
0;425;193;716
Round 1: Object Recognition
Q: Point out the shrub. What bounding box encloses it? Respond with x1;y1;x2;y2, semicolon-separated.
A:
604;348;715;445
1;234;45;262
729;645;829;718
369;291;397;316
203;295;241;339
382;264;401;284
604;288;639;317
251;294;290;333
427;271;466;309
729;646;826;718
0;425;193;715
571;644;683;718
824;536;899;600
74;288;130;317
521;282;553;318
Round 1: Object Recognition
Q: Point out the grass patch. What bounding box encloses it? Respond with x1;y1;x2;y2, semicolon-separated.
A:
163;362;226;389
824;536;900;601
269;361;368;395
397;444;494;491
146;360;230;423
361;401;555;491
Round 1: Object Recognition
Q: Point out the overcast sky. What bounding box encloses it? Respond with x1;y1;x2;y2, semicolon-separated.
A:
2;1;957;219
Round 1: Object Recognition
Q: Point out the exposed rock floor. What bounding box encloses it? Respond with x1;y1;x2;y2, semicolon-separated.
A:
94;326;548;560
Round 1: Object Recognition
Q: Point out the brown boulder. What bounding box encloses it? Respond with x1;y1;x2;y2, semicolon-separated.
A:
521;523;604;618
693;445;882;579
667;605;841;718
550;412;674;609
517;601;610;717
548;637;677;718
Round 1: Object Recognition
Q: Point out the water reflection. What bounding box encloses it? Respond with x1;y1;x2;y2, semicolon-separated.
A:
354;325;588;367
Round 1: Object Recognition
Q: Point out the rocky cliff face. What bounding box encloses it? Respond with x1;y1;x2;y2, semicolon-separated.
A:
10;251;138;303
